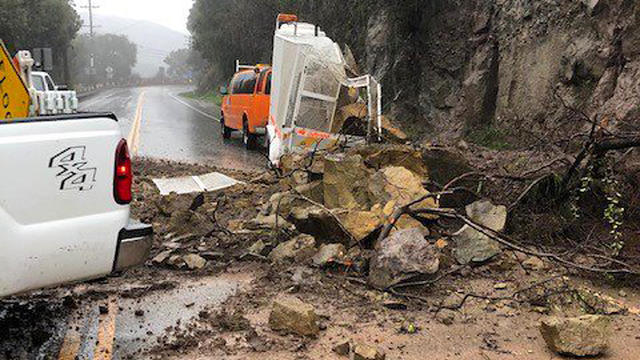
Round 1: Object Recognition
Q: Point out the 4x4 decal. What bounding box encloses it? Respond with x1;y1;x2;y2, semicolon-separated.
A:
49;146;97;191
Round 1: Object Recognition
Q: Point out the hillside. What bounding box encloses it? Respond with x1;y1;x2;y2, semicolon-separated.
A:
78;12;188;77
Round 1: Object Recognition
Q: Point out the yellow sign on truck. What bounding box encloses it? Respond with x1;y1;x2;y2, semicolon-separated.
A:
0;40;30;120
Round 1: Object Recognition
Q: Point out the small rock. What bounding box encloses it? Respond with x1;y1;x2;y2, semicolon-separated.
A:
353;343;386;360
248;240;267;255
166;254;186;269
619;290;628;297
333;341;351;356
436;309;456;325
152;250;173;265
183;254;207;270
200;251;225;260
494;283;508;290
435;238;449;249
312;243;347;267
268;235;317;263
466;200;507;232
246;213;292;230
522;256;545;271
268;295;319;337
227;219;246;232
540;315;611;357
383;299;407;310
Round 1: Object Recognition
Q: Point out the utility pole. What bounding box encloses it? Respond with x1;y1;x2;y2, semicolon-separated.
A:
81;0;99;87
81;0;99;37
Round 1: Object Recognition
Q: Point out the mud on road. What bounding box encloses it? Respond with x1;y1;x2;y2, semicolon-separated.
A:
2;155;640;360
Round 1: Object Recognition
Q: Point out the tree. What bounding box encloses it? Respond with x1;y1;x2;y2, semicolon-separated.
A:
0;0;81;83
70;34;137;85
187;0;374;89
163;48;205;81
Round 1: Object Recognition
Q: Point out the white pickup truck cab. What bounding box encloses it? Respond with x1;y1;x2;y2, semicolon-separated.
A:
31;71;79;115
0;112;152;298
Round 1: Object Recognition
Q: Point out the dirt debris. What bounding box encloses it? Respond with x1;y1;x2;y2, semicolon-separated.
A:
6;148;640;360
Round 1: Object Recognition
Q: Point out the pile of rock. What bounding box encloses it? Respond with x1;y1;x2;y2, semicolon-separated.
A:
240;144;514;288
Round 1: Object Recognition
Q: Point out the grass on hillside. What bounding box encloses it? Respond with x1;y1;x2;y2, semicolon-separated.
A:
466;125;513;150
180;90;223;106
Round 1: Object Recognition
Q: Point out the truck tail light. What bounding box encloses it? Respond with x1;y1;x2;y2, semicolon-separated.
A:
114;139;132;205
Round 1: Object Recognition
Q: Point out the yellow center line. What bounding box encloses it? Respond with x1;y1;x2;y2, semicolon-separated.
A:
57;316;83;360
94;297;119;360
127;90;146;156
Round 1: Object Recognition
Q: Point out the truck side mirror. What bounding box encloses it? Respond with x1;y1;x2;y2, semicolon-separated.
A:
220;86;228;95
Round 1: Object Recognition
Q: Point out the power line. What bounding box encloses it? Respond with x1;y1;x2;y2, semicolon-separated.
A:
80;0;100;37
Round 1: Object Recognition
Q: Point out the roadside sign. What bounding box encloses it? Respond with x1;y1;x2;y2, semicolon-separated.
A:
0;41;30;120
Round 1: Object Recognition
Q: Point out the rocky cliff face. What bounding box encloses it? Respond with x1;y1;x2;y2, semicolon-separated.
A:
366;0;640;144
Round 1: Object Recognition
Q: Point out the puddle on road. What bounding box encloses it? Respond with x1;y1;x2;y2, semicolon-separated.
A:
60;274;250;360
114;275;247;358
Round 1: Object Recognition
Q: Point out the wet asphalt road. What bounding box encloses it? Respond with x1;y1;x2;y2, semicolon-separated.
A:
79;85;265;172
0;86;263;360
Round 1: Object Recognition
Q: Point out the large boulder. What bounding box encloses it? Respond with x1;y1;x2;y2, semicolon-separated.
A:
269;295;320;337
324;154;371;210
540;315;611;357
289;206;352;245
355;144;428;179
368;228;440;289
453;200;507;265
268;235;316;263
295;181;324;204
337;210;382;242
268;192;308;219
368;167;437;210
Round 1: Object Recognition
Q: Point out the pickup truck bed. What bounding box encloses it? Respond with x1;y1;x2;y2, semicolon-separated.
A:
0;113;152;297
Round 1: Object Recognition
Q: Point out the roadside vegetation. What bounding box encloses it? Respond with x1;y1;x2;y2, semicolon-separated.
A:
179;90;222;107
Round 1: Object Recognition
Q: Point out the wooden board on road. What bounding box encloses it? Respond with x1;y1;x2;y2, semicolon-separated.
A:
0;40;30;120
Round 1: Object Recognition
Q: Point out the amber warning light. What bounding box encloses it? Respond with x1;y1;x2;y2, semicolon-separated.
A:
277;14;298;24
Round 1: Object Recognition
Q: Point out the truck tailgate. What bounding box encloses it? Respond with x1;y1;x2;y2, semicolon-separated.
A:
0;114;130;297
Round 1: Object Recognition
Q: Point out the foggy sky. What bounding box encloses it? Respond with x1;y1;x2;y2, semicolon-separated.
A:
75;0;193;34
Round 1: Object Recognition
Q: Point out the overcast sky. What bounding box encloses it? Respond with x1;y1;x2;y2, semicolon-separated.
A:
75;0;193;34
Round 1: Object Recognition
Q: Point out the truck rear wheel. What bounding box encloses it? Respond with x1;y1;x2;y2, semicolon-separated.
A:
243;118;257;150
220;115;232;139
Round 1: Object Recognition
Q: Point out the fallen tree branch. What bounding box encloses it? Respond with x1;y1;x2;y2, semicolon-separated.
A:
377;191;455;243
409;207;640;276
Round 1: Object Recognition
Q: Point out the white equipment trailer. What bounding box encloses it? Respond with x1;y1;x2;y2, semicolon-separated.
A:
267;14;382;166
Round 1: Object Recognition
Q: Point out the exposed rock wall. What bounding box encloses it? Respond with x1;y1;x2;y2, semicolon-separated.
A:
365;0;640;143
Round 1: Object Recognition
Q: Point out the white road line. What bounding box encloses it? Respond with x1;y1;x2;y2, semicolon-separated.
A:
169;93;220;122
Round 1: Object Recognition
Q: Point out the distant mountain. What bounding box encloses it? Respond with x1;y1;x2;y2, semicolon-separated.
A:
78;12;189;77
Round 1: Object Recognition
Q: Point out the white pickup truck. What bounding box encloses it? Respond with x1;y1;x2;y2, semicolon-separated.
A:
31;71;79;115
0;112;153;298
